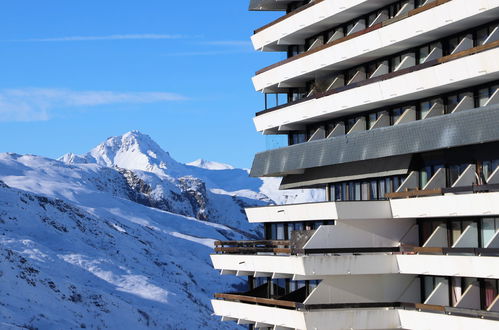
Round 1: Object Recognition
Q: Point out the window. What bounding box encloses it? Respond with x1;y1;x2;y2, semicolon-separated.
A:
288;132;306;145
482;160;499;181
481;218;499;247
447;163;468;187
391;108;404;125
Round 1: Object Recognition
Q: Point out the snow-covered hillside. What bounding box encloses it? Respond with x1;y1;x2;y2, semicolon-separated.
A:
0;131;322;329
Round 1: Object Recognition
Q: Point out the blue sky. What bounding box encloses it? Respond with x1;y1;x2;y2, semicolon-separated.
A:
0;1;282;168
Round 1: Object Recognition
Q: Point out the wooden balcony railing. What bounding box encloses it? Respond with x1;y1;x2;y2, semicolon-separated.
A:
214;240;499;256
386;183;499;199
214;240;291;254
214;293;298;309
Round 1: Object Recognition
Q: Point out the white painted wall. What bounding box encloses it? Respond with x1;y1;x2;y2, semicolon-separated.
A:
390;192;499;218
396;255;499;278
245;200;392;223
399;309;499;330
304;274;420;304
303;219;417;249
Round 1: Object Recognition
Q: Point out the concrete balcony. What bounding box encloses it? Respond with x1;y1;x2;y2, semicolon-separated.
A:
390;191;499;218
251;0;395;51
212;299;401;329
210;252;499;279
252;0;499;92
212;299;499;330
245;200;391;223
253;45;499;132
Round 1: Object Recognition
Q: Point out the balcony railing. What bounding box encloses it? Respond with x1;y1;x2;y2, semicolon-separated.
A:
385;183;499;199
254;0;451;72
256;39;499;116
213;239;499;256
213;294;499;321
214;240;291;255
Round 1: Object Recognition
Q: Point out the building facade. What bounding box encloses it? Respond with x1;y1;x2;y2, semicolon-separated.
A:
211;0;499;329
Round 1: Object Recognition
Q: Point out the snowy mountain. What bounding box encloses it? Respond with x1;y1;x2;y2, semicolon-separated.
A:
187;159;234;171
0;131;322;329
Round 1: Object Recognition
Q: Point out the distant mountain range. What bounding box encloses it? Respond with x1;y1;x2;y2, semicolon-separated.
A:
0;131;322;329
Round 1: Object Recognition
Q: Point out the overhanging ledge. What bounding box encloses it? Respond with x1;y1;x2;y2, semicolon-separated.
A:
250;104;499;177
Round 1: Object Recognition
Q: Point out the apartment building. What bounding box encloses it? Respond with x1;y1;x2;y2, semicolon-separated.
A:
211;1;499;328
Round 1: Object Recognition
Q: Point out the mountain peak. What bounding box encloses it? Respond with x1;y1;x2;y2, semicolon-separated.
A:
60;130;181;175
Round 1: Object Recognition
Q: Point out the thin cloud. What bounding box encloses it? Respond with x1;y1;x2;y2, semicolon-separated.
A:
163;40;253;56
14;34;186;42
163;49;253;57
199;40;252;47
0;88;186;122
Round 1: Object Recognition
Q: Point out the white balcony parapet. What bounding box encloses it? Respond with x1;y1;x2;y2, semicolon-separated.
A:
252;0;499;92
398;309;499;330
251;0;395;51
212;300;402;330
245;200;392;223
213;300;499;330
253;46;499;132
390;191;499;218
211;254;499;279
